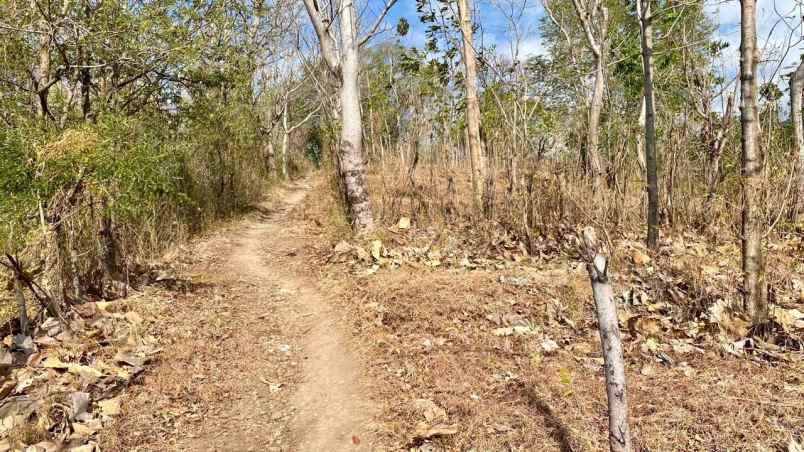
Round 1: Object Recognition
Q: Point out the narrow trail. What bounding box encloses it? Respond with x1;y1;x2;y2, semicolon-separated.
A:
123;180;375;451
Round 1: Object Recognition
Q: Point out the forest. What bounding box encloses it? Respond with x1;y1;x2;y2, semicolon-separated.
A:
0;0;803;451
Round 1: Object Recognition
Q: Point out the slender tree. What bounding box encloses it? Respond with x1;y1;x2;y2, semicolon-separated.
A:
568;0;608;191
301;0;397;233
456;0;488;213
739;0;767;324
791;59;804;221
637;0;659;249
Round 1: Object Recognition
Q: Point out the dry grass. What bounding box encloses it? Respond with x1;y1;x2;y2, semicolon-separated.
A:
297;166;804;451
326;268;802;451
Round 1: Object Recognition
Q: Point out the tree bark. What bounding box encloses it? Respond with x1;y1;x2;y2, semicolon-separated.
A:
14;275;28;336
704;90;735;212
791;59;804;220
457;0;488;213
302;0;375;234
338;0;374;233
99;197;117;298
635;96;646;172
264;139;276;175
281;102;290;179
580;227;634;452
638;0;659;249
588;55;606;191
35;12;53;121
739;0;767;324
571;0;608;191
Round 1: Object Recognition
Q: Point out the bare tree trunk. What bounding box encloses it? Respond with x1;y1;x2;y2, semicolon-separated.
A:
588;56;605;191
264;139;276;175
99;197;117;298
703;90;735;213
338;0;374;233
35;16;52;121
81;66;92;121
635;96;646;172
457;0;488;213
569;0;608;191
281;102;289;178
739;0;768;324
638;0;659;249
14;275;28;336
580;227;633;452
301;0;377;234
791;59;804;220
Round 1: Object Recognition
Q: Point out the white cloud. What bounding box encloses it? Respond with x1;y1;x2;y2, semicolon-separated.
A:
518;36;546;58
704;0;802;113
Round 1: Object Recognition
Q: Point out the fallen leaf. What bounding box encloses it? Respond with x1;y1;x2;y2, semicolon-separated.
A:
69;392;90;419
541;338;559;354
413;422;459;439
0;380;14;399
0;349;12;368
628;316;663;337
498;275;530;286
97;397;122;417
632;249;651;266
398;217;411;229
354;247;371;263
333;241;352;253
412;399;447;423
371;240;382;261
124;312;143;326
113;351;147;367
492;326;532;337
72;420;100;438
775;308;804;331
40;356;68;369
28;442;63;452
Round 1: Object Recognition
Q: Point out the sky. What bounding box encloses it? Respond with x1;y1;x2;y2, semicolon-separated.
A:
378;0;803;105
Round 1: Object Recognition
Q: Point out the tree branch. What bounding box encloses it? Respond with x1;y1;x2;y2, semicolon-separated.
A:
358;0;399;47
301;0;341;74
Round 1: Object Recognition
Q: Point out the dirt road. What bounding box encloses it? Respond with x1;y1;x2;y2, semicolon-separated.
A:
110;181;373;451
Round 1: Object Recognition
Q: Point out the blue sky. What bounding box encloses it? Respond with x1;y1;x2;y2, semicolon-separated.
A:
377;0;803;94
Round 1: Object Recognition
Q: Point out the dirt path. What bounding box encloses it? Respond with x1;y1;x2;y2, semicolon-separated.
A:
110;180;374;451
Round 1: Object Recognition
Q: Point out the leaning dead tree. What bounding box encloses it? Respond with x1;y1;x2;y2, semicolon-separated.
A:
580;227;633;452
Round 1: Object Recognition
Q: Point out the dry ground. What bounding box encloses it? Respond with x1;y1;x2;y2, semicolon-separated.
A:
22;171;796;452
102;179;377;451
291;174;804;451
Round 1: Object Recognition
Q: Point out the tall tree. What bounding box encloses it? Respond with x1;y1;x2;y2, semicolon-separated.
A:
739;0;767;324
456;0;488;212
569;0;608;191
637;0;659;249
791;59;804;221
302;0;397;233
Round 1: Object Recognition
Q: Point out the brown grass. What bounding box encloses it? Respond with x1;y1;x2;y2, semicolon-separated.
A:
297;166;804;451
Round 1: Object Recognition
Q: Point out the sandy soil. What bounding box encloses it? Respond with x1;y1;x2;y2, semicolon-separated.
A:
106;180;374;451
